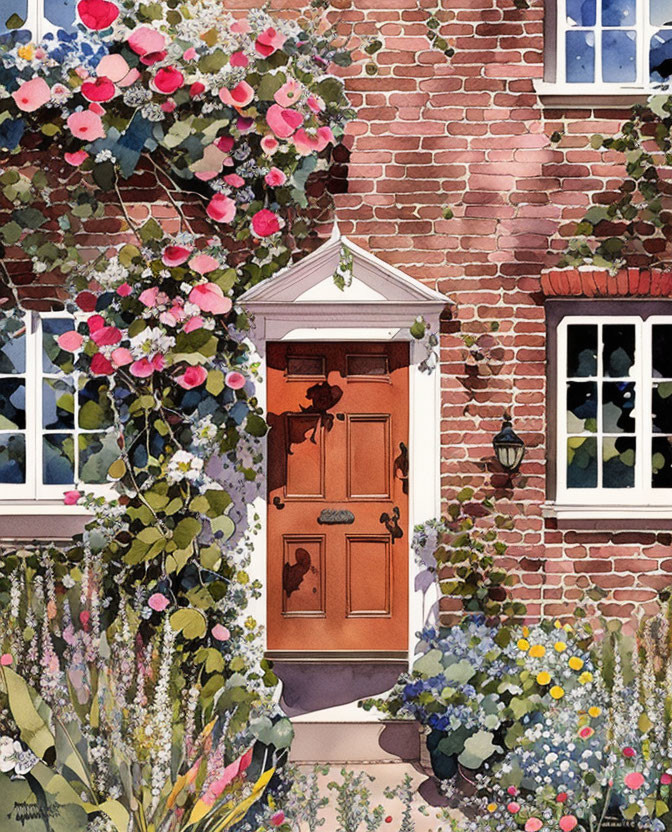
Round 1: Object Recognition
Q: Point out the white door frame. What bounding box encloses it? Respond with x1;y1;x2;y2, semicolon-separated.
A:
239;234;446;663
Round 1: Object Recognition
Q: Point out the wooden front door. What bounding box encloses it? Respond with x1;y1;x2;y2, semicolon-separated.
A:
267;342;409;653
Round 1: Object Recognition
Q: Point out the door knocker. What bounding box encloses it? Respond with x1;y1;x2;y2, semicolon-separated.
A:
379;505;403;542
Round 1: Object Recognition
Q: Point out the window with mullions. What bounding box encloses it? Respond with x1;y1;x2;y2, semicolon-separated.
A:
555;0;672;88
0;0;76;39
557;315;672;504
0;313;119;500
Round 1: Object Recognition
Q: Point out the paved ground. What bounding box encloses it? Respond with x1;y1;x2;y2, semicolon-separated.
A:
297;762;466;831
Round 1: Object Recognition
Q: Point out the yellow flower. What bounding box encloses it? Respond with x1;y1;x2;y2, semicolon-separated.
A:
529;644;546;658
568;656;584;671
563;623;574;633
579;671;593;685
522;625;530;637
17;44;35;61
554;620;562;629
589;706;602;718
517;638;530;651
536;671;551;685
487;803;497;813
550;685;565;699
554;641;567;653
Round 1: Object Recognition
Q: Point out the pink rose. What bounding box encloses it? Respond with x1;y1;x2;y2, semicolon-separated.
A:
225;371;245;390
90;353;114;375
524;820;542;832
64;490;81;505
251;208;281;237
190;82;205;97
130;358;156;378
128;26;166;57
307;94;325;113
177;366;208;389
96;54;131;83
67;110;105;140
293;126;334;156
211;624;230;641
261;135;279;155
111;347;133;367
662;773;672;785
231;19;250;34
265;167;286;187
161;100;176;113
219;81;254;109
91;326;122;346
230;51;249;67
189;283;232;315
81;77;116;102
0;654;13;666
139;286;160;307
148;593;169;612
255;27;286;57
77;0;119;29
12;77;51;112
189;253;220;275
559;817;578;832
237;115;255;133
183;47;197;61
624;772;645;790
224;173;245;188
622;747;636;758
507;787;518;796
216;136;234;153
266;103;303;138
58;330;84;351
87;314;105;332
64;150;89;166
183;317;205;333
116;282;132;296
270;812;285;827
151;66;184;95
506;802;520;814
162;245;192;266
206;194;236;224
274;79;302;108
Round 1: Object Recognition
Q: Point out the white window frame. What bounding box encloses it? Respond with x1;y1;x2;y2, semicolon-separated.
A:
0;311;116;502
536;0;672;99
2;0;77;40
557;313;672;508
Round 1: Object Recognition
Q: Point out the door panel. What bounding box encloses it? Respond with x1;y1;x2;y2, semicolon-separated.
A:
267;342;409;652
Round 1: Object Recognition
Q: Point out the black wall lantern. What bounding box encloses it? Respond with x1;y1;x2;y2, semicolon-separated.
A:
493;416;525;472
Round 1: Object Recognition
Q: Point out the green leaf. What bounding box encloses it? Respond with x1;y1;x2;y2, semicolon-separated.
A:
170;608;207;640
138;218;163;242
5;13;25;28
413;649;444;677
0;221;22;244
257;72;286;100
173;516;202;548
205;489;232;516
13;207;46;230
457;730;500;769
206;369;225;395
1;667;55;761
245;414;268;437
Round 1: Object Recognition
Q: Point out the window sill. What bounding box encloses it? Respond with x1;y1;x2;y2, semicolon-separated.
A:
0;502;92;516
542;502;672;526
533;79;652;108
0;503;92;541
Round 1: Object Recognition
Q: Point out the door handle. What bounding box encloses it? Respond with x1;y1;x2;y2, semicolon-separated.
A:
379;506;403;542
273;496;285;510
393;442;409;494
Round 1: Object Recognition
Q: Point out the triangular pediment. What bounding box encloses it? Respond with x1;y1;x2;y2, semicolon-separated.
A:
239;230;447;307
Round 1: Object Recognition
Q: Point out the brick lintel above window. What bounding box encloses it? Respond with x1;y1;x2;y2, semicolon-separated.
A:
541;267;672;298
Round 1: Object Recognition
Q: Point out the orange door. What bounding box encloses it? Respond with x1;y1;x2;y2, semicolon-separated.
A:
267;342;409;653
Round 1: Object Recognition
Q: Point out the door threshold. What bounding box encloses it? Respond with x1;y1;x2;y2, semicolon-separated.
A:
265;650;409;662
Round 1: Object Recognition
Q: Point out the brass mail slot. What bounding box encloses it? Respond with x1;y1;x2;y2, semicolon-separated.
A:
318;509;355;525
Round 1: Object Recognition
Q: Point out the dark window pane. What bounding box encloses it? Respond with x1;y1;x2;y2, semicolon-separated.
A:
651;30;672;83
0;0;27;33
0;326;26;374
78;378;114;430
43;378;74;430
603;436;635;488
346;355;389;376
652;382;672;433
602;382;635;433
567;381;597;432
567;437;598;487
45;0;76;30
567;0;596;26
567;324;597;377
652;437;672;488
42;318;75;374
603;30;637;82
43;433;74;484
0;434;25;483
0;379;25;430
603;324;635;377
653;325;672;378
566;30;595;82
602;0;636;26
652;0;672;26
286;356;325;377
79;432;120;483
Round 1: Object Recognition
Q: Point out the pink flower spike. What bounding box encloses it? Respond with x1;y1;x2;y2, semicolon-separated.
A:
624;772;645;790
211;624;230;641
58;330;84;351
270;812;286;827
266;103;303;139
67;110;105;141
261;135;279;155
111;347;133;367
224;173;245;188
231;19;251;34
662;773;672;785
230;51;249;67
139;286;160;307
64;149;89;166
307;94;325;113
506;803;520;815
189;253;220;275
293;126;334;156
116;282;132;296
148;593;170;612
219;81;254;109
225;371;245;390
237;116;254;133
183;47;197;61
129;358;155;378
12;77;51;112
189;283;232;315
265;167;287;187
0;654;13;666
622;747;636;758
206;194;236;224
176;366;208;389
152;354;165;372
506;787;517;796
64;490;81;505
128;26;166;57
274;79;302;108
183;317;204;333
524;820;542;832
251;208;281;238
161;100;177;113
559;817;578;832
255;27;286;57
162;245;192;266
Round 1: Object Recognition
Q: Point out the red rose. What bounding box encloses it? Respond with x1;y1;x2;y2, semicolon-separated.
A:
151;66;184;95
81;77;116;102
556;792;568;803
251;208;281;237
77;0;119;29
190;82;205;97
176;366;208;389
76;291;98;311
90;353;114;375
